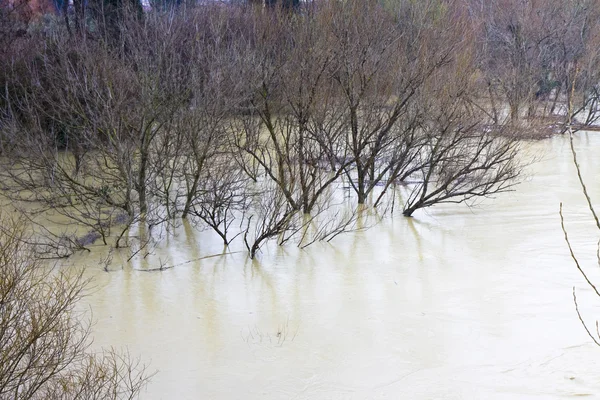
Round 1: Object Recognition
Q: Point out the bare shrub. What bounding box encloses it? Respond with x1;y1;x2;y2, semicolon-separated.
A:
0;213;151;399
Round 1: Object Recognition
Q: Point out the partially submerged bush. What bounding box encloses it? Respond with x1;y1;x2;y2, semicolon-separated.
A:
0;214;151;399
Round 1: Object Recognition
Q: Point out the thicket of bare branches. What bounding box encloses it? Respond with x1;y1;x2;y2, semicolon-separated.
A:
2;0;599;258
0;213;151;399
466;0;600;131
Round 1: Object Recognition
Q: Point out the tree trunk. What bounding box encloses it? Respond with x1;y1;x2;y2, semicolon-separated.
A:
357;169;366;204
138;151;148;216
402;207;415;217
182;169;201;219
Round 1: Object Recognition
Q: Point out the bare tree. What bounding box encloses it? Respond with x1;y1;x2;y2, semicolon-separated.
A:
1;13;194;248
0;37;139;249
233;5;352;214
402;111;521;217
243;184;296;259
187;158;249;246
402;40;522;217
327;0;461;205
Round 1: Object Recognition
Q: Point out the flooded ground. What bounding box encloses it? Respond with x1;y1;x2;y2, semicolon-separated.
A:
63;133;600;399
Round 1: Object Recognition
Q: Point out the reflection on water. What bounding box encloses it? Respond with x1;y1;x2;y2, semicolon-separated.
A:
61;133;600;399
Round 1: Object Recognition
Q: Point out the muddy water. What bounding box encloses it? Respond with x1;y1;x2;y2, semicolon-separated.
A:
64;133;600;399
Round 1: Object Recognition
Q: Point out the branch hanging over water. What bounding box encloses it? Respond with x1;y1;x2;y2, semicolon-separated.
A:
134;251;242;272
573;287;600;346
568;128;600;231
559;202;600;298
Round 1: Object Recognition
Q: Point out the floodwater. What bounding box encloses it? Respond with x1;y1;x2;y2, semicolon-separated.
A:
64;133;600;399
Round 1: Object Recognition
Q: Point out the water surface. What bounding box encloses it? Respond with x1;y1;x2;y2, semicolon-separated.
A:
65;133;600;399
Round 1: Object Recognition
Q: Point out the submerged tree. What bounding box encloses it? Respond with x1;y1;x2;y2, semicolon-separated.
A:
402;39;522;217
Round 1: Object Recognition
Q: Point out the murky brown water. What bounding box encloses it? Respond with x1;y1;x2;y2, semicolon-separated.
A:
61;133;600;399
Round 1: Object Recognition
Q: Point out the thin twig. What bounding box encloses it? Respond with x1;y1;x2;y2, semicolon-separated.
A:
560;203;600;298
134;251;242;272
568;129;600;231
573;287;600;346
